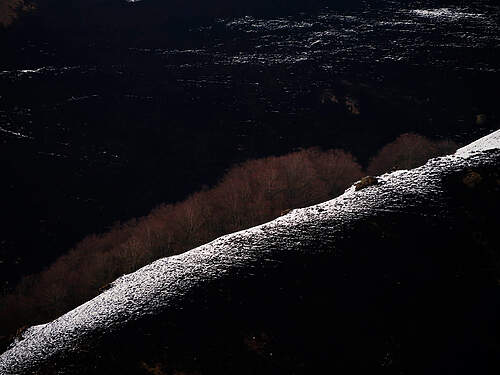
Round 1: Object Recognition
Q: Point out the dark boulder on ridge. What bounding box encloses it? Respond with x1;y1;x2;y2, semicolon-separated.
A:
0;130;499;374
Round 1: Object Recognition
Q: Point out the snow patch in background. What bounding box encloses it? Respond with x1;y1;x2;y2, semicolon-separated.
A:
409;8;484;21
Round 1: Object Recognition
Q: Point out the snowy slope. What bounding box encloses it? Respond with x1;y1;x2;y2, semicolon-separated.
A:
457;129;500;155
0;129;499;375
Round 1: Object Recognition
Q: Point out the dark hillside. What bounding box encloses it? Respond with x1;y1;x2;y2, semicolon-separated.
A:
0;131;498;374
0;134;456;345
1;0;498;349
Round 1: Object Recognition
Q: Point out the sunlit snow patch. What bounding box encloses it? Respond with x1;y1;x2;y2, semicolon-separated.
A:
0;126;32;139
410;8;484;21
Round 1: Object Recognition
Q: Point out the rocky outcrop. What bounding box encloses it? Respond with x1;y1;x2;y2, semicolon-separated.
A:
1;130;499;375
320;90;361;115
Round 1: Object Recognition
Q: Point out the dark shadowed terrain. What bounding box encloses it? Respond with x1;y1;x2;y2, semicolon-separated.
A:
1;0;499;294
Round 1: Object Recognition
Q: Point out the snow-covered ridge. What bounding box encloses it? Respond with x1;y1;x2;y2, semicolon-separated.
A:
0;129;499;374
457;129;500;156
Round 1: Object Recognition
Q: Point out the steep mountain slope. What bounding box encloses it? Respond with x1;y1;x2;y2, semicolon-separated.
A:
1;129;498;374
